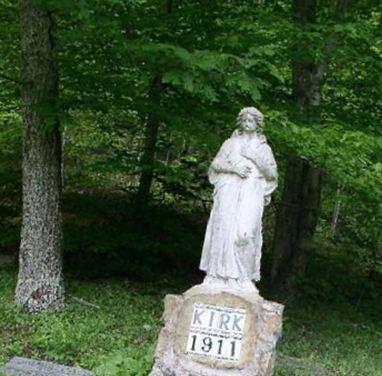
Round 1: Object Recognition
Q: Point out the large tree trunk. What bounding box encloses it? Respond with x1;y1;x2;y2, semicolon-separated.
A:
270;0;323;299
271;0;349;300
15;0;64;312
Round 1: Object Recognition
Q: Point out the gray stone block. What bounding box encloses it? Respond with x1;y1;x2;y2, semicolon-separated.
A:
150;285;284;376
0;357;91;376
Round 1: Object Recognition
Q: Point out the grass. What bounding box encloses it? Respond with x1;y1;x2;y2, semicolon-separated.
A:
272;251;382;376
0;194;381;375
0;260;164;375
275;302;382;375
1;258;381;376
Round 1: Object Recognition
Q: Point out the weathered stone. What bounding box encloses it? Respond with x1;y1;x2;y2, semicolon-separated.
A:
200;107;278;290
150;284;284;376
0;357;91;376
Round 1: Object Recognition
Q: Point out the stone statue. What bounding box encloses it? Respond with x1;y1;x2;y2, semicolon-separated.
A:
150;108;283;376
200;107;277;292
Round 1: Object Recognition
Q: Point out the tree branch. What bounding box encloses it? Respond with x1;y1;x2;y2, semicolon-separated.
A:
70;295;101;309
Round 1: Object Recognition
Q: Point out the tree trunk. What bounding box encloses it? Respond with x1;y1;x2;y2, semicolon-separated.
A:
331;184;342;235
271;0;349;300
15;0;64;312
136;75;161;209
271;159;322;297
271;0;323;299
136;0;173;209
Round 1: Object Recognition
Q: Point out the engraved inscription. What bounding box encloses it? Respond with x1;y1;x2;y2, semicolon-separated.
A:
186;303;246;362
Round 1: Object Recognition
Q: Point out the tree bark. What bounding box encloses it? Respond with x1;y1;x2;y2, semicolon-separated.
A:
271;159;322;297
271;0;349;299
271;0;322;299
15;0;64;312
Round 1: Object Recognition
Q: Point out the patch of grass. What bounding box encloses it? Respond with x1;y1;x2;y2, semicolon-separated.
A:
271;252;382;376
275;302;382;375
0;263;162;372
1;253;382;375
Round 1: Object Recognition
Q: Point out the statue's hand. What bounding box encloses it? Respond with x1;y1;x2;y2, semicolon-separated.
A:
234;164;252;178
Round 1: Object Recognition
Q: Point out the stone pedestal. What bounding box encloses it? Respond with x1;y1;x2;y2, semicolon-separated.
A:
150;284;284;376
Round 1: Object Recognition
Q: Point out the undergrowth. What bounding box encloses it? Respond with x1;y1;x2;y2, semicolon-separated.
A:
1;256;381;375
0;194;381;375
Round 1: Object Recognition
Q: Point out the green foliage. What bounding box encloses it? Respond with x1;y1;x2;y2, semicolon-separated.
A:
127;42;279;102
0;110;21;251
0;0;379;261
94;347;154;376
0;0;380;286
64;110;140;190
0;0;19;88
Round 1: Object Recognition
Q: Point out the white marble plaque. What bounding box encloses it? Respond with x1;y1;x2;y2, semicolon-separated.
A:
186;303;246;362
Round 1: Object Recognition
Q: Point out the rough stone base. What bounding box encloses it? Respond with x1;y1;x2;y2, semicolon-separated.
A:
0;357;91;376
150;284;284;376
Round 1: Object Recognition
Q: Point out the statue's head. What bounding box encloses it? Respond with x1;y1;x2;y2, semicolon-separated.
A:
237;107;264;134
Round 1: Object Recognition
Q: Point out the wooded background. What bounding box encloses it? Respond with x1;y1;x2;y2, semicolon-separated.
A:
0;1;382;374
0;0;381;310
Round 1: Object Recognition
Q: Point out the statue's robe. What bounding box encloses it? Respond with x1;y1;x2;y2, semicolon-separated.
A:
200;131;277;282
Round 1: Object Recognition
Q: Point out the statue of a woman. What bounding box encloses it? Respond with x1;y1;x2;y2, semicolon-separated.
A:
200;107;277;292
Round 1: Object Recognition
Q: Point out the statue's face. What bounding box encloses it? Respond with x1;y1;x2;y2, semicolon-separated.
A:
240;113;260;133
